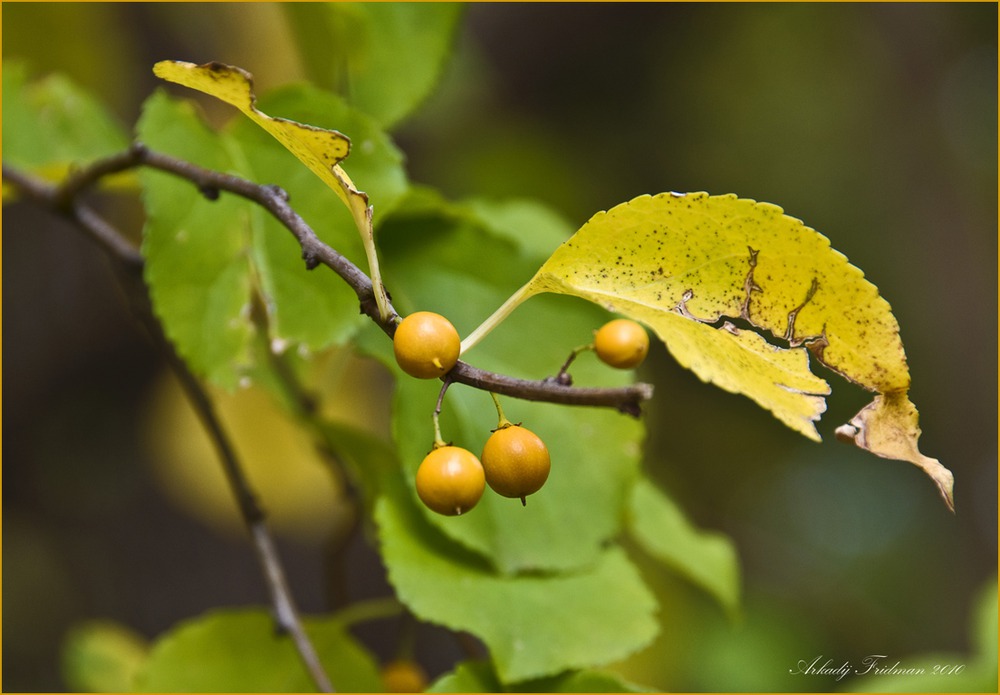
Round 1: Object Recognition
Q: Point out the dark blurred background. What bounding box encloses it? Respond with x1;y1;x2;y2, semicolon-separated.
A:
3;3;996;691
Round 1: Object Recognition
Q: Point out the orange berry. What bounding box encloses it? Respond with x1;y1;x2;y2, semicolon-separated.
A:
594;318;649;369
393;311;461;379
381;659;428;693
415;445;485;516
481;425;550;504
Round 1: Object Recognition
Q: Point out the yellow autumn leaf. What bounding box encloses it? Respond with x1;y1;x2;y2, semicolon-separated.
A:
153;60;353;204
463;192;953;510
152;60;391;320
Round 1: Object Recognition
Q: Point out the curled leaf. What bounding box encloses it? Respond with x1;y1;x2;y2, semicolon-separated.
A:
464;192;952;509
152;60;392;319
152;60;352;202
835;393;954;511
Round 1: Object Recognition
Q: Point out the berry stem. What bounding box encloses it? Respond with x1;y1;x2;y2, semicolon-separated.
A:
555;342;595;383
432;378;454;448
490;392;514;429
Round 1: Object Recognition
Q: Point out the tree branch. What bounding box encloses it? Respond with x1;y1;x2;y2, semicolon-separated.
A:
3;162;145;268
165;337;335;694
3;162;335;693
72;144;653;413
8;147;655;414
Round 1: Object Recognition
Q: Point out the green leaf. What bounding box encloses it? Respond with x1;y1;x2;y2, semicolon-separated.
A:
229;85;406;348
134;608;381;692
463;192;953;510
628;477;741;616
137;83;406;386
2;61;130;194
153;59;398;320
376;491;659;684
316;379;658;684
426;661;499;693
462;196;575;260
428;659;655;693
376;194;644;573
61;620;149;692
137;90;257;389
246;84;409;223
316;417;403;517
152;61;357;208
283;3;465;128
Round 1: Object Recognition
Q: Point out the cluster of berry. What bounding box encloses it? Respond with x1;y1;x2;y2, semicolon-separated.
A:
392;312;649;516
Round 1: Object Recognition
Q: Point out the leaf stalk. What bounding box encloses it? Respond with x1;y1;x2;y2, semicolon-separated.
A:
459;281;534;355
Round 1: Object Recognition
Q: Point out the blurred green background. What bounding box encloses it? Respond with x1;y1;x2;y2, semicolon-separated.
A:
3;3;996;691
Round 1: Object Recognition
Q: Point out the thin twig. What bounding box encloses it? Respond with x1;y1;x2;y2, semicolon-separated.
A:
135;144;653;414
451;362;652;416
8;147;655;414
251;301;364;611
2;163;145;268
5;148;654;414
167;344;335;694
432;378;454;446
132;144;383;320
3;165;335;693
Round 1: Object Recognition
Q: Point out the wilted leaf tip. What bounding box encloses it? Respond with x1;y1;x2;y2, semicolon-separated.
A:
153;60;254;107
835;392;954;512
151;60;352;167
149;59;395;324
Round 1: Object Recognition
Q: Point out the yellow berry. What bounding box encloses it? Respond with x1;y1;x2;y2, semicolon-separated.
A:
415;446;485;516
381;659;428;693
481;425;550;504
393;311;461;379
594;318;649;369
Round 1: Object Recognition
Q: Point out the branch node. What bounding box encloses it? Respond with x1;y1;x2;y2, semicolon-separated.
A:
545;372;574;387
266;184;290;202
270;612;292;637
198;184;221;201
302;249;320;270
617;401;643;418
